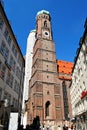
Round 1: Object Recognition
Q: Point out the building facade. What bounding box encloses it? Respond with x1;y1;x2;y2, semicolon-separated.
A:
0;2;25;129
57;60;73;122
70;19;87;129
27;10;63;127
22;30;36;127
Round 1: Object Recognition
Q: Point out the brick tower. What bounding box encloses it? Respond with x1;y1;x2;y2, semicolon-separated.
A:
27;10;62;127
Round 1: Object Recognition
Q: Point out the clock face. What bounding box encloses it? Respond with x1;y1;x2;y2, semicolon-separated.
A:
43;31;49;37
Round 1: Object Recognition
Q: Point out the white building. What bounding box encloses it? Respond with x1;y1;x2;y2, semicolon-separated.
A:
0;2;25;129
70;19;87;130
22;30;36;127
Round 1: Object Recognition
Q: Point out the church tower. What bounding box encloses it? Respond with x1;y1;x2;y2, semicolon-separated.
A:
27;10;62;127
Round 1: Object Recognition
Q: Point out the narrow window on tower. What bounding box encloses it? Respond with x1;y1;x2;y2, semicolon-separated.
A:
46;16;48;19
47;91;49;95
45;101;50;116
47;75;49;78
44;21;47;27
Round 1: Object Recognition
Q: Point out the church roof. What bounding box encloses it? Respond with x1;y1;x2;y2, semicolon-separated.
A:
57;60;74;81
36;10;50;16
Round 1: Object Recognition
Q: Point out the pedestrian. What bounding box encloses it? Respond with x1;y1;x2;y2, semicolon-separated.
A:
72;124;76;130
68;126;71;130
63;124;68;130
71;124;76;130
63;124;66;130
68;122;71;130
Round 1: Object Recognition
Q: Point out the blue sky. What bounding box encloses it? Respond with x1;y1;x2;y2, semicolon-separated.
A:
3;0;87;62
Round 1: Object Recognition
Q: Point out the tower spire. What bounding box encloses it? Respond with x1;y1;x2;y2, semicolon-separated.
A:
36;10;52;40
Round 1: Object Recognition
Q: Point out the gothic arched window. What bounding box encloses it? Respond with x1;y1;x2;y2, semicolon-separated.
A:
45;101;50;116
44;21;47;27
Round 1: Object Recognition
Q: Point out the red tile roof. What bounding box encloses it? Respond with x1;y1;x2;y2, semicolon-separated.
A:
57;60;74;80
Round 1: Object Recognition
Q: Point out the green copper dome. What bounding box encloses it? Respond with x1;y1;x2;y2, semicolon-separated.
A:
36;10;50;16
30;29;36;33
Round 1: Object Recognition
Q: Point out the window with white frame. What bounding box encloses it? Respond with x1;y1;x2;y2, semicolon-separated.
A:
0;41;9;60
15;100;18;108
0;40;5;54
12;44;15;53
0;60;2;70
14;80;16;91
4;92;8;100
6;71;14;87
83;81;86;90
9;56;13;67
12;44;17;58
0;16;4;29
0;65;6;80
0;88;2;100
6;70;10;85
4;47;9;60
12;60;16;72
4;28;8;40
12;98;15;107
17;54;22;67
17;83;20;94
14;80;17;92
14;48;17;58
86;55;87;62
83;60;86;70
9;56;16;71
10;74;14;87
8;94;11;105
16;66;21;79
7;35;12;46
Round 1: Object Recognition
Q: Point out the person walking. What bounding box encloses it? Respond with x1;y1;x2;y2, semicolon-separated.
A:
68;122;71;130
63;124;68;130
71;124;76;130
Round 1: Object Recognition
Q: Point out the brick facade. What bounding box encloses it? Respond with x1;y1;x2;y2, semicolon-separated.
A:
27;11;63;126
27;11;74;127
